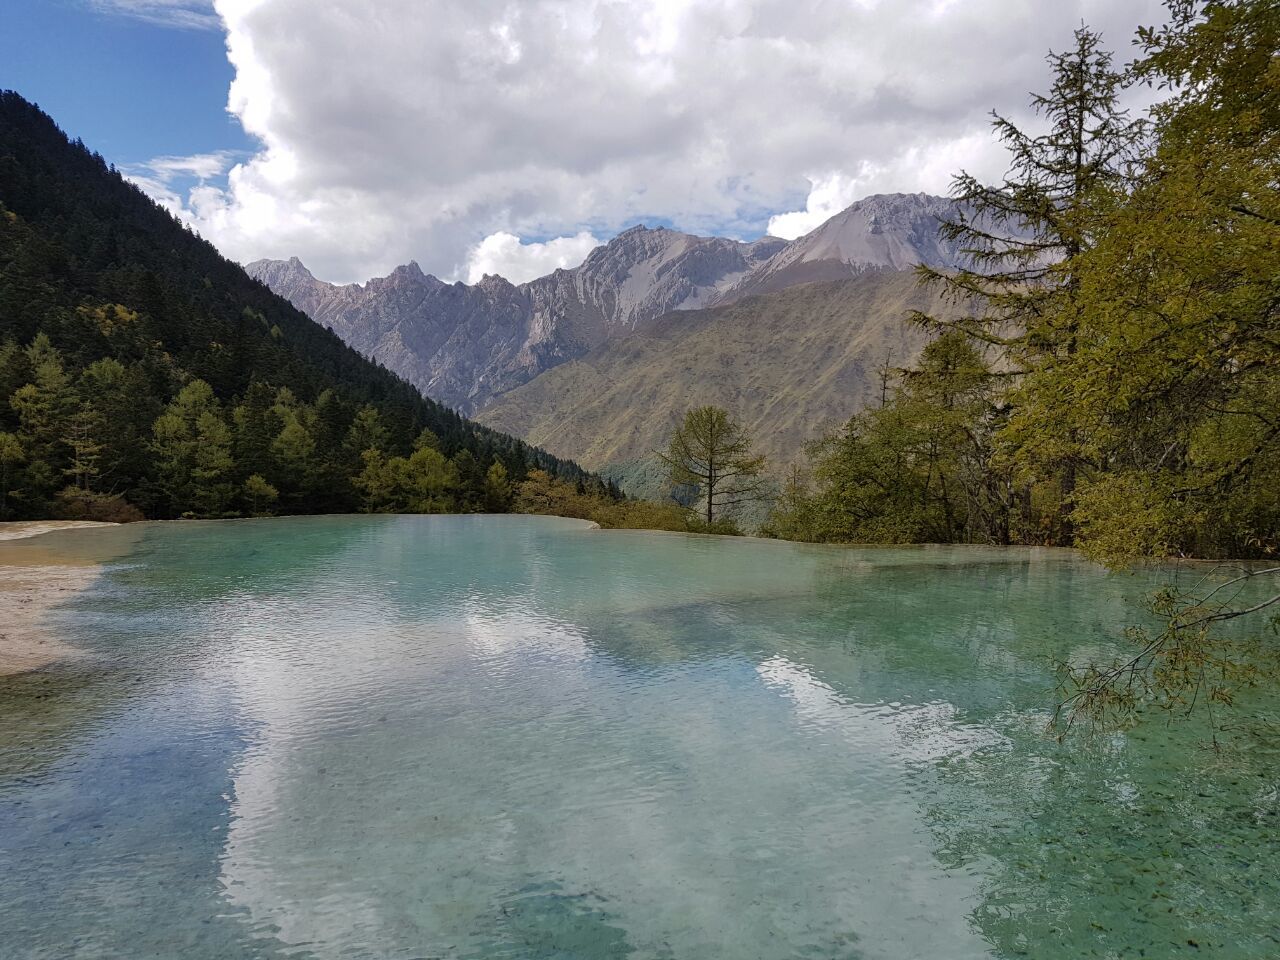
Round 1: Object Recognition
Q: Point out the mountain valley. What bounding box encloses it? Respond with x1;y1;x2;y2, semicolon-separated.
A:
250;192;976;485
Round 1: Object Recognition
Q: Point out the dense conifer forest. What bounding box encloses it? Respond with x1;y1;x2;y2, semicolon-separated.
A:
0;91;613;521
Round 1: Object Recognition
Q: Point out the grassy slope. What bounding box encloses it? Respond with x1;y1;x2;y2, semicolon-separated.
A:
477;270;949;475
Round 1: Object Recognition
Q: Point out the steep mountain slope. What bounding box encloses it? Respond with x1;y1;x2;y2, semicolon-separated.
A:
714;193;978;302
0;91;594;519
248;227;785;414
475;270;951;473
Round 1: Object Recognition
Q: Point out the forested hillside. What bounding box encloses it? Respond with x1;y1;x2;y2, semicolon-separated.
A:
0;92;604;520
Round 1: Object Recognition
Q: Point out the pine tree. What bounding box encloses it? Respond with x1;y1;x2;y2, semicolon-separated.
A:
406;446;456;513
311;389;354;511
10;334;76;506
450;449;486;512
0;431;25;519
353;449;398;513
271;408;318;508
792;334;1003;544
190;410;235;516
152;380;234;517
1000;1;1280;565
233;381;281;484
763;464;820;542
77;357;152;496
484;461;514;512
243;473;279;516
62;402;104;493
0;340;30;426
342;405;390;473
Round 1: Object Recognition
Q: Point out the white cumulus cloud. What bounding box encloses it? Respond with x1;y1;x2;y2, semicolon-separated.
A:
132;0;1165;284
123;150;240;221
766;131;1017;239
767;172;864;240
465;231;601;285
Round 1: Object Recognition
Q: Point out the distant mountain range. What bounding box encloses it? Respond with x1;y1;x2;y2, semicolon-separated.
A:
248;228;787;415
249;192;973;480
248;194;966;406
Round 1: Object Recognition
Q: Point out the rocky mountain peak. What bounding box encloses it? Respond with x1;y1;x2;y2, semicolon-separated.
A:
247;192;969;416
389;260;427;281
245;256;328;317
556;223;787;329
248;255;317;284
475;273;518;295
580;223;685;269
712;192;969;302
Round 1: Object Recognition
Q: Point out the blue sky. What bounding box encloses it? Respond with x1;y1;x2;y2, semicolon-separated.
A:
5;1;250;167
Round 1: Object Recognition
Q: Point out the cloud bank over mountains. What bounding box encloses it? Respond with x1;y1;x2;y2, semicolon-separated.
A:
464;230;603;285
127;0;1164;285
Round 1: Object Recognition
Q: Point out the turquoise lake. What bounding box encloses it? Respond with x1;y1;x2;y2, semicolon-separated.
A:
1;514;1277;958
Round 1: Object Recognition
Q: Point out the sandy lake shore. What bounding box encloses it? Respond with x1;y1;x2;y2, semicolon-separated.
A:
0;521;121;677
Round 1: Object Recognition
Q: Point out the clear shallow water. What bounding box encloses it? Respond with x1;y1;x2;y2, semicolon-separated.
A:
1;515;1277;959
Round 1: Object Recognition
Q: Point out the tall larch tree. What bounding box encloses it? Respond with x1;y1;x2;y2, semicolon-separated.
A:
659;406;767;528
913;25;1149;543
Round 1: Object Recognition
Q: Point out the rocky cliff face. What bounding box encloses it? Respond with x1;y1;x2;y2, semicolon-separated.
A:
248;227;785;413
558;226;785;327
